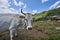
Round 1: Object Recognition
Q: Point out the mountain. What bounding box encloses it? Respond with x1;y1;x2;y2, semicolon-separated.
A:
34;7;60;21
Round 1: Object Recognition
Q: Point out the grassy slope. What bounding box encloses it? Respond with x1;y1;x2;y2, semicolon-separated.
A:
33;21;60;40
32;7;60;40
34;7;60;21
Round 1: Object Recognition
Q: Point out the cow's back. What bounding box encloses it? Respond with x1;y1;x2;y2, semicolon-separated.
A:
0;14;16;32
0;14;25;32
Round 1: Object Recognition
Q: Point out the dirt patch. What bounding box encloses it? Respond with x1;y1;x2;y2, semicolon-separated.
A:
0;29;42;40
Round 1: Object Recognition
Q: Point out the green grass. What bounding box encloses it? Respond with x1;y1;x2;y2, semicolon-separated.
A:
33;7;60;21
32;21;60;40
34;12;48;21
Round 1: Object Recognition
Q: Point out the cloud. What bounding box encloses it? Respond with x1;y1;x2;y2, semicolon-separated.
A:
0;0;9;8
23;4;27;8
0;0;10;13
0;0;22;14
49;1;60;9
57;5;60;8
32;10;38;14
0;7;19;14
14;0;24;6
13;0;27;8
41;0;49;3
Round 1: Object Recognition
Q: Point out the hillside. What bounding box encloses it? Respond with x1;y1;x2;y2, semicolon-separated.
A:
34;7;60;21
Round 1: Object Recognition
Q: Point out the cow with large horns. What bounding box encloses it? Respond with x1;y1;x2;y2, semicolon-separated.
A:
21;9;33;30
0;9;33;40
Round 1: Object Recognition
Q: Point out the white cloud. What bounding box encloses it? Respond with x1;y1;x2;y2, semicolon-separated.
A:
0;7;19;14
13;0;27;8
23;4;27;8
0;0;10;13
14;0;24;6
49;1;60;9
0;0;9;8
0;0;22;14
41;0;49;3
32;10;37;14
19;1;24;7
57;5;60;8
13;0;18;6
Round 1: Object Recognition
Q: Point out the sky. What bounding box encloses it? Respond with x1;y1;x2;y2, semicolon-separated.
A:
0;0;60;14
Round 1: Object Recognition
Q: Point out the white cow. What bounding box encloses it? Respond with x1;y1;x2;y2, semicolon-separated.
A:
0;9;33;40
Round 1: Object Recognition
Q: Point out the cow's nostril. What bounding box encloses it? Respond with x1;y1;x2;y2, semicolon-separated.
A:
28;28;32;30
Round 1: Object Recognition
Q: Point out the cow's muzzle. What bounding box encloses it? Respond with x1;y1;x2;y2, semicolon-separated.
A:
27;26;32;30
28;27;32;30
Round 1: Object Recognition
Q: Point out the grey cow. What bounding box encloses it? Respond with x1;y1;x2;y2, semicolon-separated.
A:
0;9;33;40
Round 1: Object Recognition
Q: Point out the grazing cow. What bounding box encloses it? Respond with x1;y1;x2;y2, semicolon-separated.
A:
0;9;33;40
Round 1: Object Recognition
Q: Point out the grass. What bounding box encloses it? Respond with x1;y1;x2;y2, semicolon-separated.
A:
34;12;49;21
32;21;60;40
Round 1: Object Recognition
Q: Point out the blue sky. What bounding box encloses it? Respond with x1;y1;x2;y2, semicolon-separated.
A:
0;0;60;14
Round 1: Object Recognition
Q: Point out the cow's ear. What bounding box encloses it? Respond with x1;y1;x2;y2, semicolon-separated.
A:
19;15;25;18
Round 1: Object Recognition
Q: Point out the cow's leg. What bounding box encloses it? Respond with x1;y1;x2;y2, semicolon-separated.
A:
15;29;18;37
10;29;14;40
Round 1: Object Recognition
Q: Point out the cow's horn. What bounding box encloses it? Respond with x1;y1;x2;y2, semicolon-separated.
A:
21;9;26;15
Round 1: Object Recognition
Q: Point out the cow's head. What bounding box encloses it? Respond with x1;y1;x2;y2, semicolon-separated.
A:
21;9;33;30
